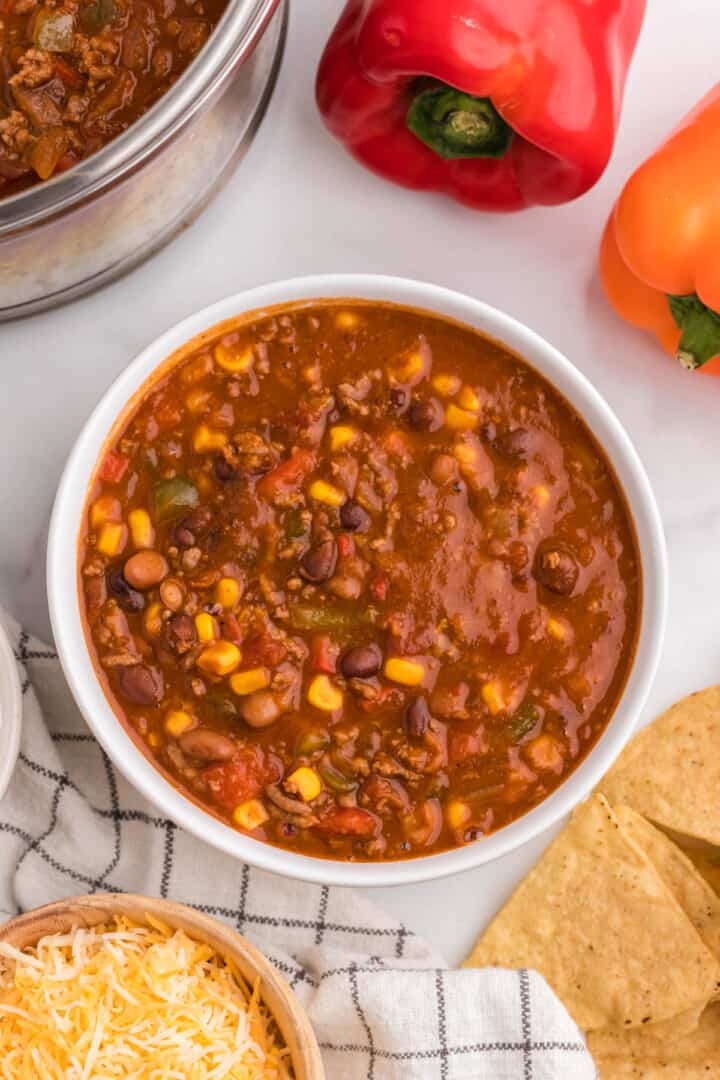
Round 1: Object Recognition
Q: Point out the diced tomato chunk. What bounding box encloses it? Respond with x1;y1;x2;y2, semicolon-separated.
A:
54;57;84;89
370;573;388;602
257;448;314;499
220;612;243;646
203;748;282;811
448;727;488;766
310;634;338;674
242;633;287;669
316;806;378;838
98;449;129;484
337;534;354;559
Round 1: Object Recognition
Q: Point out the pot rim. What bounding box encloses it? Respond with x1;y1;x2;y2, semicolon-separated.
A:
0;0;280;234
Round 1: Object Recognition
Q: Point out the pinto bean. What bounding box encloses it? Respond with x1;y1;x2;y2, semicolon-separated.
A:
240;690;281;729
123;550;168;590
300;538;337;583
533;540;579;596
117;663;164;705
178;729;235;762
340;499;370;532
340;644;382;679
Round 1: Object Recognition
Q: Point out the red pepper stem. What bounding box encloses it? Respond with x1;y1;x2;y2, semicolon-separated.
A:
407;82;513;161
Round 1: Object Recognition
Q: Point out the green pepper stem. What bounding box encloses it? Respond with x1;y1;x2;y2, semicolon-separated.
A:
668;294;720;370
407;82;513;161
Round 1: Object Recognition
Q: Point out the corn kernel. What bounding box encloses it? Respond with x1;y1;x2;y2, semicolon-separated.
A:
287;766;322;802
214;342;254;373
330;425;357;452
186;388;211;414
546;616;567;642
193;424;228;453
144;601;164;639
432;373;462;397
90;495;121;528
164;710;194;737
309;479;346;507
384;657;425;686
458;385;481;412
195;612;218;642
307;674;343;712
335;311;362;331
216;576;241;609
453;442;478;466
446;799;472;829
482;680;506;716
96;521;127;557
233;799;269;831
148;733;160;749
197;473;214;497
181;354;213;385
390;349;426;384
197;640;241;677
230;668;270;696
128;509;154;549
531;484;551;507
446;404;479;430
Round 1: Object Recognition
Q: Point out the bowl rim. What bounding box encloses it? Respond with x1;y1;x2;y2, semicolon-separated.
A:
0;891;324;1079
0;616;22;803
47;273;668;887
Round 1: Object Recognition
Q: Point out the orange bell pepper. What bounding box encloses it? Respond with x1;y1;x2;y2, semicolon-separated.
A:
600;84;720;375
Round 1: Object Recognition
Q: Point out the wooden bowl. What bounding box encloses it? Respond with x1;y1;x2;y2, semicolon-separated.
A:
0;893;324;1080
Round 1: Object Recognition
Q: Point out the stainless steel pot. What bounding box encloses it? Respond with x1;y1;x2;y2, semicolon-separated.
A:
0;0;286;319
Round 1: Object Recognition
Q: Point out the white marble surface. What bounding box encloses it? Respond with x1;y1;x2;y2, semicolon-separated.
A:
1;0;718;965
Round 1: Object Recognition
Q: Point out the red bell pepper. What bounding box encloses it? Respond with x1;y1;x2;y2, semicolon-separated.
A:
316;0;645;212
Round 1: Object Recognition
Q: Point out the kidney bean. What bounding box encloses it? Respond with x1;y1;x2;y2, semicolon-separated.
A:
165;613;196;651
240;690;281;728
173;525;196;547
107;567;145;613
340;644;382;679
407;398;443;432
405;696;431;737
178;729;235;763
117;663;164;705
339;499;370;532
300;538;337;583
533;540;579;596
123;550;168;590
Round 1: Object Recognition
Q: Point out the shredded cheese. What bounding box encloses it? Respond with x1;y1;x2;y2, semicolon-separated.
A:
0;915;294;1079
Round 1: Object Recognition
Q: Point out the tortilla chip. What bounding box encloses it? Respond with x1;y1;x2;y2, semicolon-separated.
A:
614;806;720;968
684;849;720;898
464;795;719;1031
591;1002;720;1076
589;1003;708;1056
595;1062;717;1079
599;686;720;846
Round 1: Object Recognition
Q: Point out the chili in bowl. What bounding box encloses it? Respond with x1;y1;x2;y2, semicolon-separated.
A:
48;275;667;886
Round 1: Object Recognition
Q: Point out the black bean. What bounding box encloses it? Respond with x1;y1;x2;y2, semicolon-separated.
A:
117;664;164;705
405;696;431;738
339;499;370;532
407;397;443;432
107;568;145;613
533;540;579;596
300;537;338;583
173;525;195;548
387;387;408;414
340;644;382;679
493;427;530;462
214;456;239;483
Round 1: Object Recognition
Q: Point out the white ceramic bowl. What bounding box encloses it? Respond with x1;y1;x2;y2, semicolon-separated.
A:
47;275;667;887
0;617;22;803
